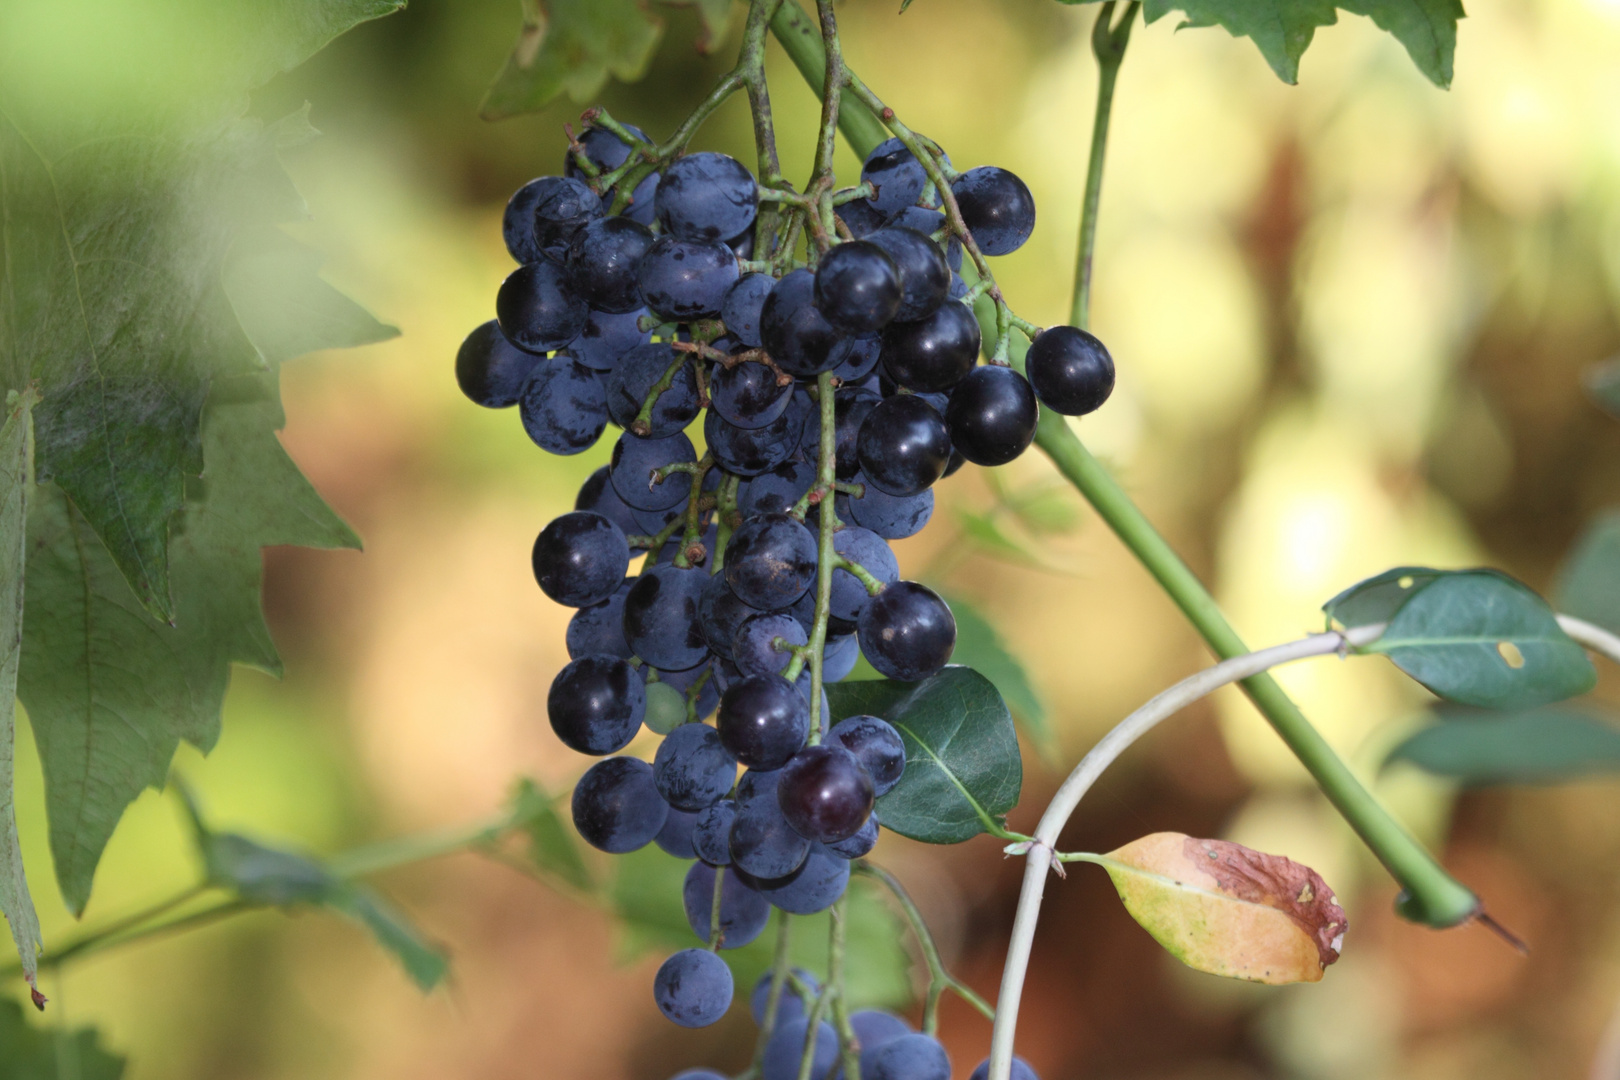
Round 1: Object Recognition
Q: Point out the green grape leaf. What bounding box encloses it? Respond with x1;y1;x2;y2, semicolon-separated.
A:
1359;570;1596;710
18;376;363;914
507;778;593;892
939;592;1057;765
0;996;125;1079
1322;565;1447;628
1385;707;1620;784
481;0;666;120
1557;511;1620;636
827;666;1022;845
0;391;42;1005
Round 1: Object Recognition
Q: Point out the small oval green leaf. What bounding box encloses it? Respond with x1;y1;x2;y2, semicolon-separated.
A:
1385;707;1620;784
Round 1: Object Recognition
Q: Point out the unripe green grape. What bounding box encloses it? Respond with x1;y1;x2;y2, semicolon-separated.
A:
643;681;687;735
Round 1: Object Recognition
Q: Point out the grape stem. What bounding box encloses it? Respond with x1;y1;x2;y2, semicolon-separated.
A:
709;865;728;950
751;912;796;1072
674;453;716;569
632;353;691;437
1072;0;1139;329
828;895;861;1080
806;371;839;744
829;552;885;596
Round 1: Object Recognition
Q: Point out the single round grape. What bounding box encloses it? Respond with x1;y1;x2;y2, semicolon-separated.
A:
654;722;738;811
1025;325;1115;416
856;394;952;498
566;577;634;660
604;342;699;438
777;745;874;843
496;261;589;353
814;241;902;334
656;152;759;243
760;269;849;378
942;448;968;479
656;807;700;859
824;814;878;859
828;716;906;796
725;512;818;610
865;227;950;322
945;363;1038;466
644;680;689;736
740;454;816;517
822;633;861;684
833;388;881;480
608;430;695;512
705;403;804;478
532;511;630;607
880;301;981;392
571;306;652;372
455;320;540;407
761;1017;837;1080
698;572;760;660
838;475;934;540
638;235;740;321
692;798;737;865
857;581;956;682
572;756;667;853
952;166;1036;256
836;196;885;239
567;216;655;313
653;947;733;1028
548;654;646;754
519;355;609;455
717;674;810;770
969;1057;1040;1080
564;124;659;225
886;205;964;275
529;176;603;263
749;969;819;1025
828;526;899;624
861;137;950;219
576;466;641;536
624;562;711;670
868;1034;951;1080
830;333;883;383
709;359;792;430
682;861;770;949
722;272;775;348
732;613;807;678
503;178;549;264
847;1011;912;1080
750;846;851;915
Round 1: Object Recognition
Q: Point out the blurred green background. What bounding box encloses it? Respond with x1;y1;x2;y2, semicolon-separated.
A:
8;0;1620;1077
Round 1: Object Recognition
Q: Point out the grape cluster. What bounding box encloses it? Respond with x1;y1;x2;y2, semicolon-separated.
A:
457;120;1108;1068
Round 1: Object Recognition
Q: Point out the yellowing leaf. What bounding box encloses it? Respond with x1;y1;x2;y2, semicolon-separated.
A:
1093;832;1347;985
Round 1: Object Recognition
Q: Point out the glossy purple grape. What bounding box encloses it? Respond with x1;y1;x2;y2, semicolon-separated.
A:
548;654;646;754
455;320;540;407
655;152;759;243
496;261;588;353
777;745;874;843
837;474;934;540
760;269;848;378
830;333;882;383
1025;325;1115;416
532;511;630;607
814;241;901;334
945;363;1038;466
519;355;609;454
709;359;791;429
683;861;769;949
705;403;803;478
653;947;733;1028
604;342;698;438
856;394;952;498
624;562;711;670
608;430;695;512
717;674;810;771
952;166;1036;256
831;388;880;480
824;815;878;859
857;580;956;682
529;176;603;263
740;454;816;517
881;301;981;392
828;715;906;796
724;512;818;609
572;756;667;853
637;236;740;320
567;216;655;313
864;227;950;322
654;722;739;811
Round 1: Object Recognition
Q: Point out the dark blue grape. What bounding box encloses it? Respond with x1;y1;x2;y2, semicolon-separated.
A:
496;261;589;353
604;342;699;439
692;798;737;865
945;363;1038;466
777;745;873;843
760;269;848;378
567;577;634;660
717;675;809;771
969;1058;1039;1080
822;633;860;683
576;466;641;536
952;166;1036;256
657;807;701;859
829;716;906;796
857;581;955;682
830;333;882;383
725;512;818;609
624;562;711;670
572;306;652;372
653;948;733;1028
749;969;819;1025
638;236;740;321
837;473;934;539
824;815;877;859
740;454;816;517
519;355;609;454
857;394;952;498
699;572;760;660
731;774;812;879
762;1017;837;1080
841;1011;912;1080
828;526;898;623
732;613;807;678
572;756;667;853
722;273;775;348
654;722;738;811
864;227;950;323
861;137;950;219
869;1034;951;1080
568;216;656;313
705;404;802;478
880;301;981;392
833;389;880;480
887;205;963;273
710;360;792;429
608;431;695;512
548;654;646;754
836;196;885;239
656;152;759;243
750;846;850;915
565;125;660;225
1025;325;1114;416
683;861;770;949
815;241;901;334
503;179;549;264
531;176;603;263
532;511;630;607
455;320;540;407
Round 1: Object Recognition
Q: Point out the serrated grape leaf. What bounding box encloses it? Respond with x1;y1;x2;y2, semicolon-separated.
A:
1322;565;1446;628
0;392;42;1004
18;375;363;914
1557;511;1620;637
826;666;1022;845
1360;570;1596;711
481;0;666;120
1385;707;1620;784
1089;832;1347;985
939;592;1057;765
0;0;402;620
0;995;124;1080
507;777;592;892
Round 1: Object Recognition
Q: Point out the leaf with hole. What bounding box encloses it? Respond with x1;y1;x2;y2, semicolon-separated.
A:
1087;832;1347;985
1322;565;1447;629
826;665;1022;844
1384;707;1620;784
1359;570;1596;710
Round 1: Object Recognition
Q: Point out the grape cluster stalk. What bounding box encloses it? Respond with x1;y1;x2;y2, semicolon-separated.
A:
452;1;1115;1076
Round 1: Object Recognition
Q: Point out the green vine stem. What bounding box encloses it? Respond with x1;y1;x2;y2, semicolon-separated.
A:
853;861;994;1031
1072;0;1139;328
828;896;860;1080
